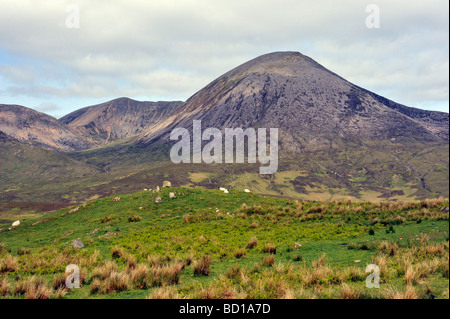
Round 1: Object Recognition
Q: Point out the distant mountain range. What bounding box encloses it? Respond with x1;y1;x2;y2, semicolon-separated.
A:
1;52;448;202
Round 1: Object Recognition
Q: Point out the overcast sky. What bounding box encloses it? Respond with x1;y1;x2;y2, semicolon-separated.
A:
0;0;448;118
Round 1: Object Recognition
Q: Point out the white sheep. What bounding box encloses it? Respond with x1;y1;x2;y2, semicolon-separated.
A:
12;220;20;227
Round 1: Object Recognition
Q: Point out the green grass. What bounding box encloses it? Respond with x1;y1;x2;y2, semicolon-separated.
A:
0;187;448;299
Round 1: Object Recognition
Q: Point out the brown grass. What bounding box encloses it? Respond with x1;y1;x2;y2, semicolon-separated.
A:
193;256;211;277
234;248;247;259
263;243;276;254
261;255;275;267
147;286;179;299
245;237;258;249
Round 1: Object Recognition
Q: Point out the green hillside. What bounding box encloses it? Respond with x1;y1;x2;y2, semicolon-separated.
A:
1;187;448;299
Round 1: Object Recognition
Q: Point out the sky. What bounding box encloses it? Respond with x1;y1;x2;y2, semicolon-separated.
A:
0;0;448;118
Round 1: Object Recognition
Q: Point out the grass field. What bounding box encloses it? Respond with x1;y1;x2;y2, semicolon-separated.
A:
0;187;448;299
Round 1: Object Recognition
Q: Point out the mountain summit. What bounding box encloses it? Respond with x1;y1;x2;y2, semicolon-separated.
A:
138;51;448;151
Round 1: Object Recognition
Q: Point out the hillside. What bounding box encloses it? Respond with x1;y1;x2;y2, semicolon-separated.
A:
0;187;448;299
60;98;183;145
0;52;448;202
0;104;92;151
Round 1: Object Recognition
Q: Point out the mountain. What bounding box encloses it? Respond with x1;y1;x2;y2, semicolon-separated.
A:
0;104;92;151
60;97;183;144
1;52;448;202
138;52;448;152
0;98;184;151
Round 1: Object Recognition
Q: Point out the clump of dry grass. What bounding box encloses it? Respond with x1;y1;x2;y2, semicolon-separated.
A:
378;241;398;257
127;215;142;223
382;285;420;299
150;262;184;286
261;255;275;267
246;237;258;249
0;254;18;273
126;254;137;271
234;248;247;259
183;214;194;223
89;278;102;294
14;276;53;299
0;278;11;297
340;283;363;299
111;246;127;260
130;263;149;289
193;256;211;277
263;243;276;254
103;271;130;293
311;254;327;268
148;254;165;267
90;261;118;281
147;286;179;299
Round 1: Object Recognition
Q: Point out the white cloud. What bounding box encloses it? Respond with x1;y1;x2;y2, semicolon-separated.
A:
0;0;448;116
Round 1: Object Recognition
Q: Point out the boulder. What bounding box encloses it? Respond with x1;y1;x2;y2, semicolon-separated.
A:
163;181;172;188
169;192;176;198
72;240;84;248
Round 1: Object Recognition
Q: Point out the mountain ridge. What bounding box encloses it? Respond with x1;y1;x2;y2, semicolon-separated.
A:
137;51;449;151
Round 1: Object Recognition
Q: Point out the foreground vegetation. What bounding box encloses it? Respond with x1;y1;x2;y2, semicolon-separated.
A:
0;187;448;299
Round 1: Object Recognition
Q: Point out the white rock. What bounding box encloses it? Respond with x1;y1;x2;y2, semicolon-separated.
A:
12;220;20;227
163;181;172;188
169;192;176;198
223;189;229;194
155;196;162;203
219;187;226;191
244;189;251;193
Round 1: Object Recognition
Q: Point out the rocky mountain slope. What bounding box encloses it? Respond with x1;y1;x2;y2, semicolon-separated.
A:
0;104;91;151
60;97;183;144
138;52;448;152
0;98;183;151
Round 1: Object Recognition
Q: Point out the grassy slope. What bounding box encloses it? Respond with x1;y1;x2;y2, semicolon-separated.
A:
0;187;448;299
1;136;448;203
